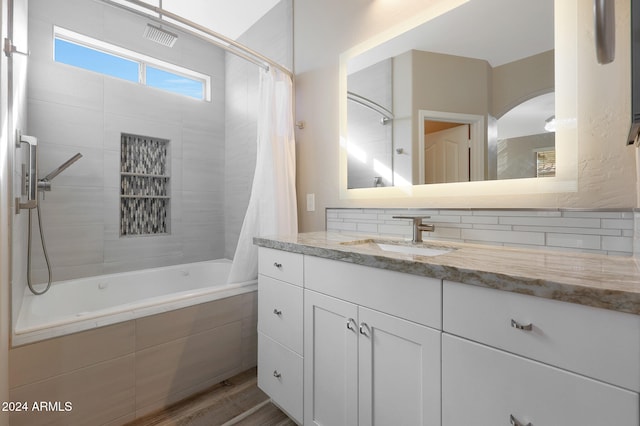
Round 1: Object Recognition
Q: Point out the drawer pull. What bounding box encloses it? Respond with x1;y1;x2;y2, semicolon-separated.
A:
273;308;282;316
510;319;533;331
273;370;282;379
346;318;357;332
510;414;532;426
273;262;283;269
359;322;370;337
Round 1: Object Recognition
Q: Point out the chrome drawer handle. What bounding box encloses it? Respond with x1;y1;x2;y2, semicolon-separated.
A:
510;319;533;331
346;318;357;332
359;322;370;337
510;414;532;426
273;370;282;379
273;308;282;316
273;262;283;269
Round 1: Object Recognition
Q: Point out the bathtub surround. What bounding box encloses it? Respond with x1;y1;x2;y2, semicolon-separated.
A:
23;0;225;291
8;292;258;426
327;207;636;256
15;0;292;319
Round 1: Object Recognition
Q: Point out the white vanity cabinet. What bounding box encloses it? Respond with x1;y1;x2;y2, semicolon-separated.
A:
257;248;304;424
442;281;640;426
303;256;442;426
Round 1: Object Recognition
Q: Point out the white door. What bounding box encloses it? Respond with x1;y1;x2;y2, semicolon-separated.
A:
424;125;469;184
304;290;359;426
358;307;441;426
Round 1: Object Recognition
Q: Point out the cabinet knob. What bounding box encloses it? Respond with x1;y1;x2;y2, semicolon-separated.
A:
510;319;533;331
273;370;282;379
273;262;283;269
510;414;532;426
273;308;283;316
359;322;370;337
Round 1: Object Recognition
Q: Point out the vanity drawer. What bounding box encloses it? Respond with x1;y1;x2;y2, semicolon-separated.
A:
304;255;441;329
443;280;640;392
258;275;303;355
258;247;303;286
258;332;303;424
442;334;639;426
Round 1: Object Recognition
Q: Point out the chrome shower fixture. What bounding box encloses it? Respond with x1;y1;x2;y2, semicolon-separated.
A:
143;24;178;47
38;153;83;192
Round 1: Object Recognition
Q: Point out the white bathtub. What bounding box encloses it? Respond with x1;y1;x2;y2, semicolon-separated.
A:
13;259;257;345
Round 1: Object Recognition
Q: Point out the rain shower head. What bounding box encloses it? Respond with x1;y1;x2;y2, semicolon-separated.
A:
144;24;178;47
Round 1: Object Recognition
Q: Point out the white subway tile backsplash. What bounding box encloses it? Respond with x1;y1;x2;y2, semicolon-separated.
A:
461;229;545;245
602;219;634;230
499;216;601;228
602;236;634;253
327;208;637;256
546;233;601;250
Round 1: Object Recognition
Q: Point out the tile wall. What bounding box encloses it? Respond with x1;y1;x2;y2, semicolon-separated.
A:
327;208;637;256
23;0;226;295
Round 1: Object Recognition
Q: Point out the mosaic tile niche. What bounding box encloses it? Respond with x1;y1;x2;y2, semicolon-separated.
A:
120;134;170;236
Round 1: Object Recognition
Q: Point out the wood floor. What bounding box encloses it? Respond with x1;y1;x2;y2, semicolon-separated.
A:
127;368;296;426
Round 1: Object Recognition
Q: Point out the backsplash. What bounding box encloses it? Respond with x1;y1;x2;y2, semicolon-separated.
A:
326;208;638;256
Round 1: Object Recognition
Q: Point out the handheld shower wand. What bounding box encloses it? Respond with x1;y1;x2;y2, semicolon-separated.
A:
26;152;83;295
38;153;83;192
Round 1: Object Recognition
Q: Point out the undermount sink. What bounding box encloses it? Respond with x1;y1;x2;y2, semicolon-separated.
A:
341;239;454;257
375;243;453;257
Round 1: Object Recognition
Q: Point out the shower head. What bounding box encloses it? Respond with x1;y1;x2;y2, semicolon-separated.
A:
41;153;83;182
144;24;178;47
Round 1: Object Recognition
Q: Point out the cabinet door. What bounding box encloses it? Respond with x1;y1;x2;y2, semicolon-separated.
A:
358;307;441;426
442;334;640;426
304;290;359;426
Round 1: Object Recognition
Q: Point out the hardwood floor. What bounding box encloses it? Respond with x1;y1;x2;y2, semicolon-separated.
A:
127;368;296;426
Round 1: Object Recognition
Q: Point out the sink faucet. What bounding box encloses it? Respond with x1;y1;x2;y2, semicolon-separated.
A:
392;215;435;243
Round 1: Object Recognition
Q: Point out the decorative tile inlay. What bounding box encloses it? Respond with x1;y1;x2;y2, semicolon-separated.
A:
120;134;170;236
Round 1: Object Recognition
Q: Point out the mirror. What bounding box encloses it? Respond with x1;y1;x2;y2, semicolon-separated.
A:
344;0;555;189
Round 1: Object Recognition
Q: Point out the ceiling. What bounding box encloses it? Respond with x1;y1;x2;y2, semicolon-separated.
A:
112;0;282;40
349;0;554;74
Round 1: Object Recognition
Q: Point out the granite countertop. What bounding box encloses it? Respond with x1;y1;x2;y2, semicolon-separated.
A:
254;231;640;316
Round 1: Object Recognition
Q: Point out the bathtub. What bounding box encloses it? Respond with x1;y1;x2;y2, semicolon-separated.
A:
13;259;257;346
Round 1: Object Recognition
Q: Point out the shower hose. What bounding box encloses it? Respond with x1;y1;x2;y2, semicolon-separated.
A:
26;203;53;295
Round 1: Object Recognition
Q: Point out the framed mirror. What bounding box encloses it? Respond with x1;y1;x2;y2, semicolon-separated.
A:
339;0;578;199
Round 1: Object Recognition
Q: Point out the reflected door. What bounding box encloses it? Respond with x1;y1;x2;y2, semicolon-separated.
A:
424;125;470;184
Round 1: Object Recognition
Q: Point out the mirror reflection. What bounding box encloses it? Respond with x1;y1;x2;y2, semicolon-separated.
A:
346;0;555;189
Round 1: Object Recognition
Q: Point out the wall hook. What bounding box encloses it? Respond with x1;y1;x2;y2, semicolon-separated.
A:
295;121;305;130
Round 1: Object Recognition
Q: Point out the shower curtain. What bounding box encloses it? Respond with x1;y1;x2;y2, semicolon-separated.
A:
227;67;298;284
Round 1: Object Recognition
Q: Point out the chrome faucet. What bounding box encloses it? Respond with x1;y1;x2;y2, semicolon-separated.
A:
393;215;435;243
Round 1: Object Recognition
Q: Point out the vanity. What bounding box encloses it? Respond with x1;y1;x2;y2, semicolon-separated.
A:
254;232;640;426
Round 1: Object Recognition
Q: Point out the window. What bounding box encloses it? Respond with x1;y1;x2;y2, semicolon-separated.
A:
53;27;210;101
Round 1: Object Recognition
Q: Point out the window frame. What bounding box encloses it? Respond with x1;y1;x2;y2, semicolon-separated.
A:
53;26;211;102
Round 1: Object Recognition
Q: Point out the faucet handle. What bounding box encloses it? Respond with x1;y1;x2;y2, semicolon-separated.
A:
392;215;431;224
392;215;430;219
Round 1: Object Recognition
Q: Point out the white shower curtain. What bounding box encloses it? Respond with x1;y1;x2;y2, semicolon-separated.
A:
227;67;298;284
